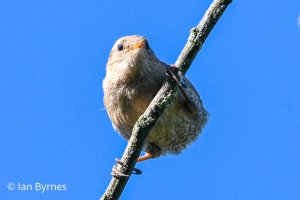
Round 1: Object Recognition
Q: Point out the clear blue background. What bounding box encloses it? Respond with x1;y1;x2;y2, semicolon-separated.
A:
1;1;300;199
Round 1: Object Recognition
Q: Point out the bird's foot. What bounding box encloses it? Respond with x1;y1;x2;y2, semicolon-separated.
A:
111;165;128;178
111;158;142;178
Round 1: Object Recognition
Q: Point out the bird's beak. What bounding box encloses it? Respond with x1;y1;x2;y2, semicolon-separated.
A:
133;41;145;49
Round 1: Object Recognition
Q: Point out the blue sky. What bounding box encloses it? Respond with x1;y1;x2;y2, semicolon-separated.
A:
1;1;300;199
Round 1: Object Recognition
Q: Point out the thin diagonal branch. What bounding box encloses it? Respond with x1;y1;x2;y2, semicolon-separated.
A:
100;1;232;199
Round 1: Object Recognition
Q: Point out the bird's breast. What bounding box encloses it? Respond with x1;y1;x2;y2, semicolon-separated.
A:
104;83;156;137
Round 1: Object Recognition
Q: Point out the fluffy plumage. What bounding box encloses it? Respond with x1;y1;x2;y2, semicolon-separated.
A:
103;35;208;160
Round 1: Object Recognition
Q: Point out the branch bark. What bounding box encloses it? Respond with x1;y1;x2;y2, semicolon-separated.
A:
100;1;232;199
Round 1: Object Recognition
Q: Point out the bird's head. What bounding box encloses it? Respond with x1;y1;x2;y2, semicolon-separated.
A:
106;35;158;74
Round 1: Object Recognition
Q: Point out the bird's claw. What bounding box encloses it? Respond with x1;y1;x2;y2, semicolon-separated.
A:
111;164;129;178
116;159;142;175
111;158;142;178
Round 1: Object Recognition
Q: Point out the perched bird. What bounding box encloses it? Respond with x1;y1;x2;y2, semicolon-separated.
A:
103;35;208;163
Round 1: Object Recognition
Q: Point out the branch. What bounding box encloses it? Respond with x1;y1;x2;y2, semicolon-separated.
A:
100;1;232;199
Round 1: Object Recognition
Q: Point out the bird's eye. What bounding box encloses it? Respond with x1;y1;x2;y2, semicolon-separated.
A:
145;41;150;50
117;44;124;51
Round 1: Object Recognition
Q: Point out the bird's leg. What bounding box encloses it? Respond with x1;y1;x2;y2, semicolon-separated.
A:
111;158;142;178
137;152;154;162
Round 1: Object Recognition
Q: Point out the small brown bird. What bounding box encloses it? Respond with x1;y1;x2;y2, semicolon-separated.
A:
103;35;208;164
